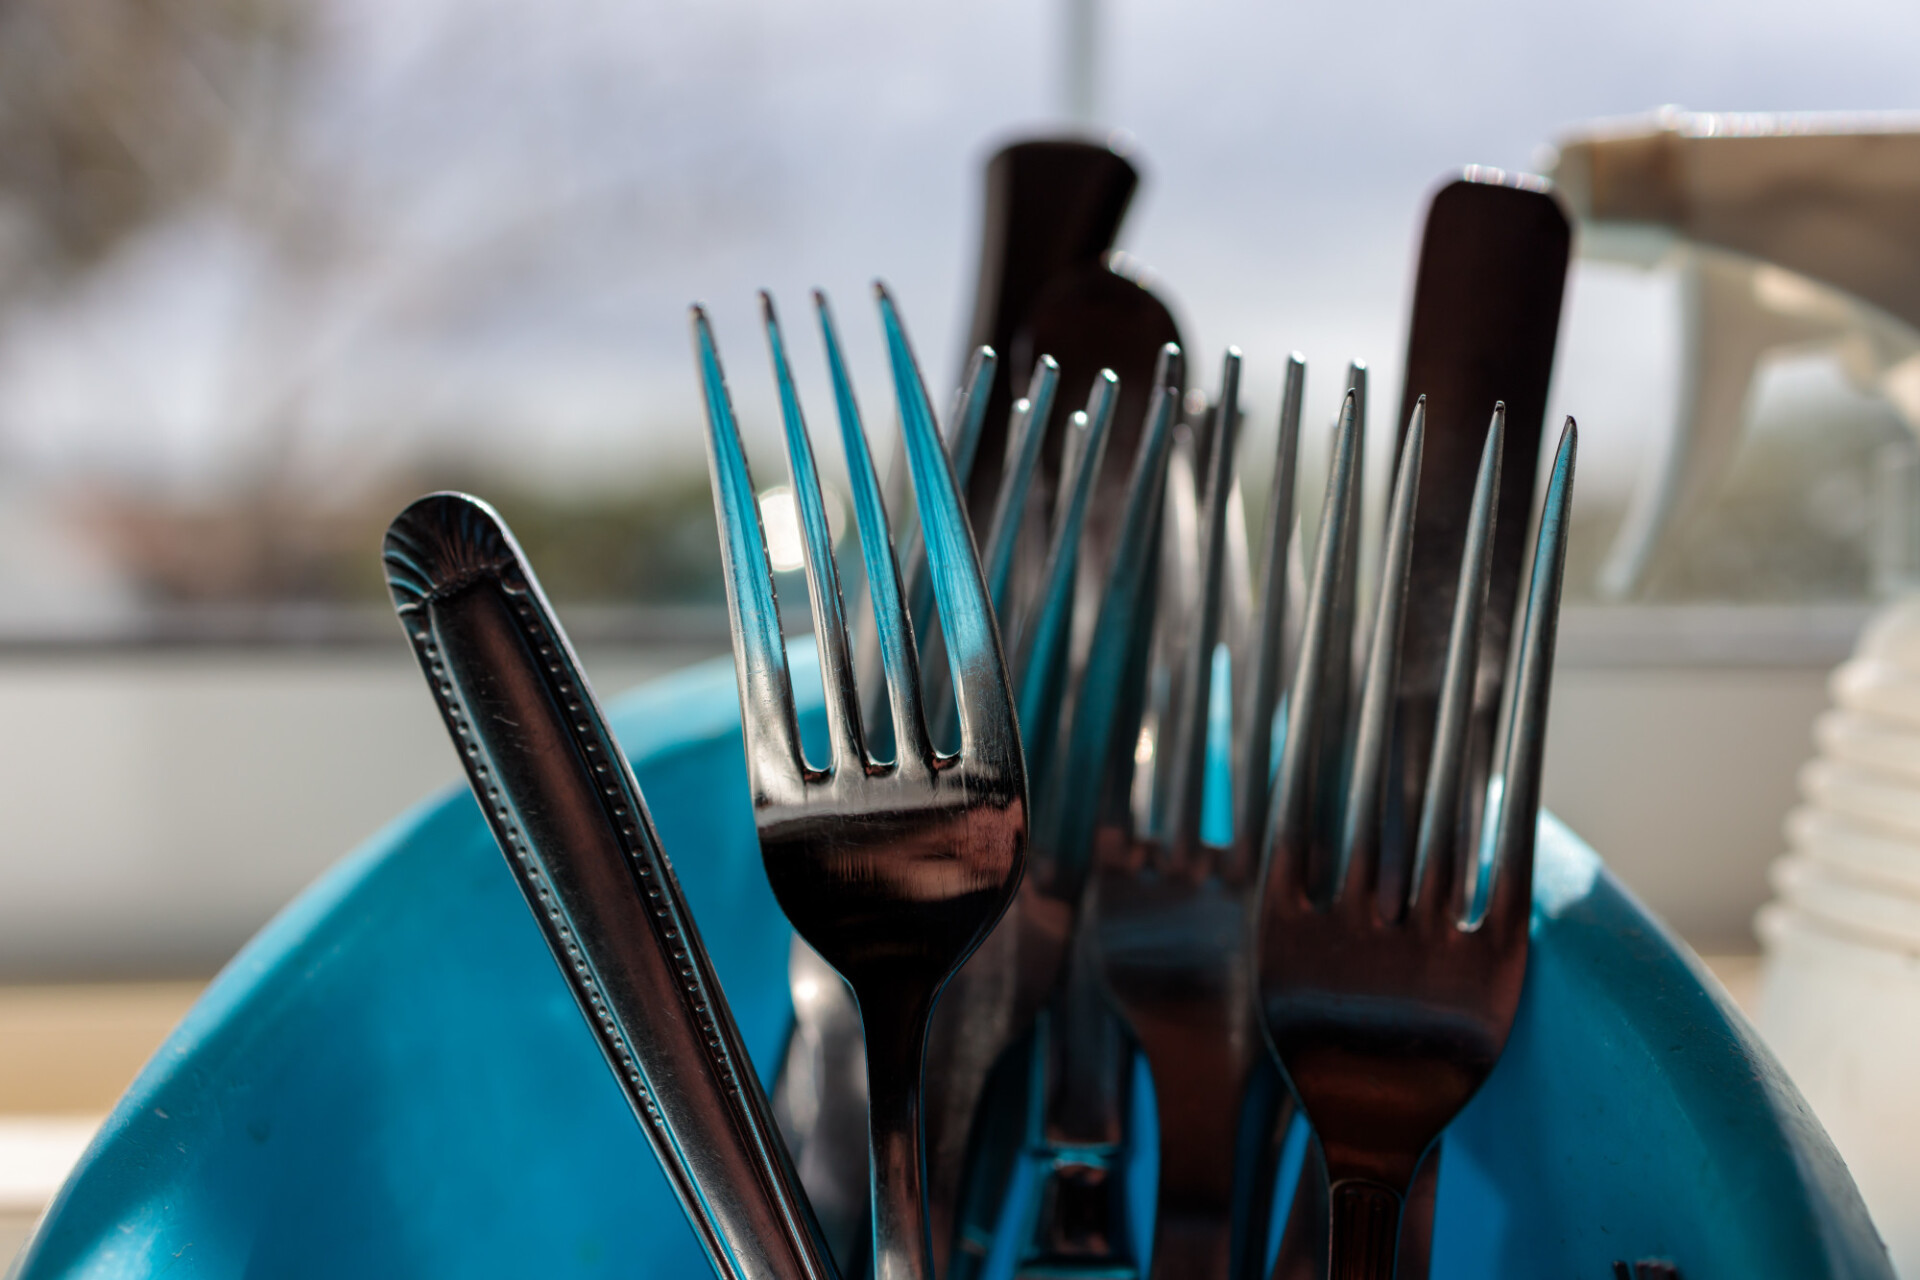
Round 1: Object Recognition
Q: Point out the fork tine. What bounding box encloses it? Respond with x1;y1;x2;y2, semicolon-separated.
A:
1484;418;1576;941
949;346;998;493
1263;389;1362;905
1046;347;1179;862
1323;362;1367;775
1167;349;1242;853
1015;370;1118;803
930;355;1057;755
983;356;1060;615
1338;408;1424;912
1047;373;1118;550
694;305;805;792
1056;400;1090;520
764;293;866;772
1145;428;1204;834
902;349;997;626
881;347;997;756
876;283;1020;771
1235;353;1305;850
817;291;933;772
1411;404;1503;921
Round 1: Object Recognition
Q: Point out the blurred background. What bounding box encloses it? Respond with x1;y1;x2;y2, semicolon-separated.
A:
7;0;1920;1230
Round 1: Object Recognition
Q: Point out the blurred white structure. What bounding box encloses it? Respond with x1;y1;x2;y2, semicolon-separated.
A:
1760;600;1920;1275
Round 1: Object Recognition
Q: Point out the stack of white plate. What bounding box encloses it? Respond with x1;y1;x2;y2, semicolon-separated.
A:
1759;598;1920;1273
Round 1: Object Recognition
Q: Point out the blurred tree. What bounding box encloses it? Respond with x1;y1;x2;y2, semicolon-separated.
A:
0;0;309;289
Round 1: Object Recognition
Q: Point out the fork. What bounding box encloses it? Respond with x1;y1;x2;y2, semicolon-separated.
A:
1084;346;1308;1280
1255;402;1577;1279
696;286;1029;1280
943;291;1186;1280
922;356;1119;1271
999;348;1185;1279
779;345;1000;1275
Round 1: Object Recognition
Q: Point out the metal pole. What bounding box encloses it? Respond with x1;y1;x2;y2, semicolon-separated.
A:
1063;0;1099;127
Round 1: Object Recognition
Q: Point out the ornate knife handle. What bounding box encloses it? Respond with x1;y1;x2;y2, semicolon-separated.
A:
384;491;838;1280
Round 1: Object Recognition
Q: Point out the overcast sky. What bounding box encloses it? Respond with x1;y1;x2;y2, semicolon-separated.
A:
0;0;1917;499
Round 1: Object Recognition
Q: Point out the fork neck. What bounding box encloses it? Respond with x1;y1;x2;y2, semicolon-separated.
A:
1328;1180;1403;1280
861;987;939;1280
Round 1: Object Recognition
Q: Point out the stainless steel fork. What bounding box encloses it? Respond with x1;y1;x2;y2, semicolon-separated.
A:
1084;347;1308;1280
697;287;1029;1280
1003;348;1186;1280
1255;404;1577;1280
778;345;1001;1278
923;357;1119;1272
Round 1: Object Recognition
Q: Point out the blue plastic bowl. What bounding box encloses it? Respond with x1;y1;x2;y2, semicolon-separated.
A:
13;657;1893;1278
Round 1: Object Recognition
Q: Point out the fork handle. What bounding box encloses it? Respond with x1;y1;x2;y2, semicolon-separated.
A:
862;991;939;1280
1139;1047;1248;1280
1328;1181;1402;1280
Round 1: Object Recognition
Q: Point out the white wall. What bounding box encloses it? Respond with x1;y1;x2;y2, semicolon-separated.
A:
0;645;711;977
0;611;1855;976
1542;666;1831;952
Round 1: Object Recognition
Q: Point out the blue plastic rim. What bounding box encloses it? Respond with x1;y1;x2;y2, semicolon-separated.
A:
14;656;1894;1279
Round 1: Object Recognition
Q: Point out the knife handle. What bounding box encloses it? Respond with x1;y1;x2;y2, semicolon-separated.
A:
962;138;1139;519
384;492;838;1280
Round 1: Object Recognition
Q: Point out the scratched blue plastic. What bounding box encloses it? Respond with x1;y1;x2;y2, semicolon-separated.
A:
15;655;1893;1279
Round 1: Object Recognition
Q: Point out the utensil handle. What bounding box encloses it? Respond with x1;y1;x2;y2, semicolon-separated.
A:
1012;965;1138;1278
1270;1132;1440;1280
385;492;838;1280
1328;1181;1402;1280
863;993;938;1280
1143;1082;1239;1280
1392;175;1570;851
960;138;1137;519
